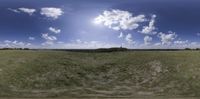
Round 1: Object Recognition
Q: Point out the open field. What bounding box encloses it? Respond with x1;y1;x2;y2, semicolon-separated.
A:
0;50;200;98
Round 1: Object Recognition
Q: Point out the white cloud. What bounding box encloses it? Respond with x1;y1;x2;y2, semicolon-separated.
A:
65;41;119;49
154;42;162;46
40;7;64;19
197;33;200;36
186;42;200;48
138;40;200;49
42;33;57;41
3;40;31;48
125;33;134;44
158;31;177;45
118;32;124;38
29;37;35;40
49;27;61;34
191;42;198;45
173;40;189;48
144;36;153;45
40;39;120;49
140;15;157;35
174;40;189;45
18;8;36;15
57;41;64;44
41;41;54;46
8;8;36;15
94;9;146;31
4;40;12;43
41;33;57;46
8;8;20;13
76;39;82;43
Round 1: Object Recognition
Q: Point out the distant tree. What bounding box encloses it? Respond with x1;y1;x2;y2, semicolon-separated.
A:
185;48;191;50
24;48;30;50
95;47;128;52
2;48;12;50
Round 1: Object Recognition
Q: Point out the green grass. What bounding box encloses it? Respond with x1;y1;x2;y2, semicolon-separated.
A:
0;50;199;98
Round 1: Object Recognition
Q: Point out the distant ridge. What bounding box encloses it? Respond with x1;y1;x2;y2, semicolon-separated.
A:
0;47;199;52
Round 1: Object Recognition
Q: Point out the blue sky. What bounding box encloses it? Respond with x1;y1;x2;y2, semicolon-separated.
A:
0;0;200;49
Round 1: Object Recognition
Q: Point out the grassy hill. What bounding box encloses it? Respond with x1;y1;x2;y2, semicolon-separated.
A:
0;50;200;98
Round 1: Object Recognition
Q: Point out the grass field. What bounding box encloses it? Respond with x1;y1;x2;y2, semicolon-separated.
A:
0;50;200;98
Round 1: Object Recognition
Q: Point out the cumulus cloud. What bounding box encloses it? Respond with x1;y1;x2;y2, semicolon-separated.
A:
41;39;120;49
49;27;61;34
197;33;200;36
152;40;199;49
158;31;177;45
154;42;162;46
189;42;200;48
41;41;54;46
140;15;157;35
118;32;134;45
41;33;57;46
3;40;31;48
125;33;134;44
29;37;35;40
57;41;64;44
40;7;64;19
118;32;124;38
8;8;36;15
144;36;153;45
94;9;146;31
18;8;36;15
191;42;198;45
4;40;12;43
42;33;57;41
76;39;82;43
174;40;189;45
173;40;189;49
8;8;20;13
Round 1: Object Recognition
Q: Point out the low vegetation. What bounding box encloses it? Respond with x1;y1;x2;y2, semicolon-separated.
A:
0;50;199;98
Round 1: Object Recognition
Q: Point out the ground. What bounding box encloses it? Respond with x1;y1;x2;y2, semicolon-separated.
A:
0;50;199;98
